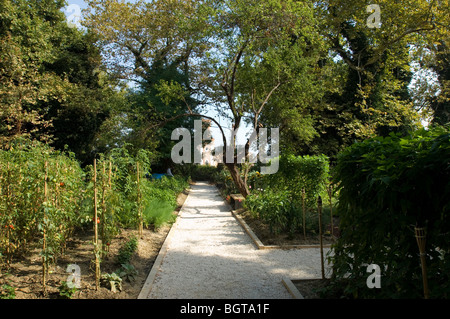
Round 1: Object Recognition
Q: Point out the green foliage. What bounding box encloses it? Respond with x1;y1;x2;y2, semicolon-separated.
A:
177;164;219;182
100;272;122;293
243;154;331;234
0;138;85;264
117;236;138;266
58;281;78;299
0;284;15;299
0;0;121;165
118;262;138;283
329;125;450;298
143;199;176;230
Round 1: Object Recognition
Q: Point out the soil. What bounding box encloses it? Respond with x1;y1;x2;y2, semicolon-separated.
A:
234;209;336;247
0;190;189;299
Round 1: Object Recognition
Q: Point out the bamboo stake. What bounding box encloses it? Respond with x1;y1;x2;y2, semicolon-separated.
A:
327;183;334;239
42;161;48;295
415;226;430;299
137;162;143;238
5;162;11;266
101;161;106;257
318;196;325;280
93;159;100;290
108;161;112;189
106;161;112;254
302;188;306;240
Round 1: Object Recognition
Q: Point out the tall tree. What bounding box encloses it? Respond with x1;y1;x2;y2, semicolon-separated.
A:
0;0;124;166
427;41;450;125
310;0;449;155
203;0;324;196
0;0;70;146
84;0;207;164
84;0;327;196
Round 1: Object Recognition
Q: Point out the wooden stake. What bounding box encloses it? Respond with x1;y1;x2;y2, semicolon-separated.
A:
101;161;106;257
42;161;48;295
415;227;430;299
108;161;112;189
5;162;12;266
137;162;143;238
93;159;100;290
318;196;325;280
327;184;334;239
302;188;306;241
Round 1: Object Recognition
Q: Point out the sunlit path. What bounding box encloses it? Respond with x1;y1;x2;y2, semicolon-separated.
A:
140;182;330;299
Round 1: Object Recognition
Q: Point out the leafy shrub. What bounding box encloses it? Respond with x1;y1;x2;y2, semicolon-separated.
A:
58;281;78;299
117;236;138;265
329;126;450;298
244;154;331;235
118;262;138;282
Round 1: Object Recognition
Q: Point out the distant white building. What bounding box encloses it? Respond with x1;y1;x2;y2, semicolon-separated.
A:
197;119;218;167
202;137;218;167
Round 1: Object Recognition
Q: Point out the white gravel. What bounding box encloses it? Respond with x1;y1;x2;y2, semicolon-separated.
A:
145;182;331;299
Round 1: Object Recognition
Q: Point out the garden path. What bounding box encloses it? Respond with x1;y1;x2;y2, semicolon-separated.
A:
138;182;330;299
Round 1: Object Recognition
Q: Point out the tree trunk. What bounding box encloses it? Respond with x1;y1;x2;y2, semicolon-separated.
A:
225;163;249;198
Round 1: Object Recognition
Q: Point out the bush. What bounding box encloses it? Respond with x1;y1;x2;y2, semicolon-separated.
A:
329;126;450;298
117;236;138;265
244;154;331;235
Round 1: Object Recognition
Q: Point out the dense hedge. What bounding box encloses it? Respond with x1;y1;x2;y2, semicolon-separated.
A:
328;126;450;298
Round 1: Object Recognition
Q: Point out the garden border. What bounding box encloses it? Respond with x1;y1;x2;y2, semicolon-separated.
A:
281;277;304;299
231;210;332;250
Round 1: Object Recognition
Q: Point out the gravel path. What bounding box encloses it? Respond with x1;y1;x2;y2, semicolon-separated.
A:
142;182;331;299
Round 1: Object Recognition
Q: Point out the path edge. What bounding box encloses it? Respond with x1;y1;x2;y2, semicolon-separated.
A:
137;188;191;299
282;277;304;299
231;210;332;250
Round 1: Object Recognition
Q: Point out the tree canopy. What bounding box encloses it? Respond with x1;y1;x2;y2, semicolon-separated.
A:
1;0;448;193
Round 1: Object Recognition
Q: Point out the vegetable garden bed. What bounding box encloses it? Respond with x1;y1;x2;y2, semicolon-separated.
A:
0;191;188;299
